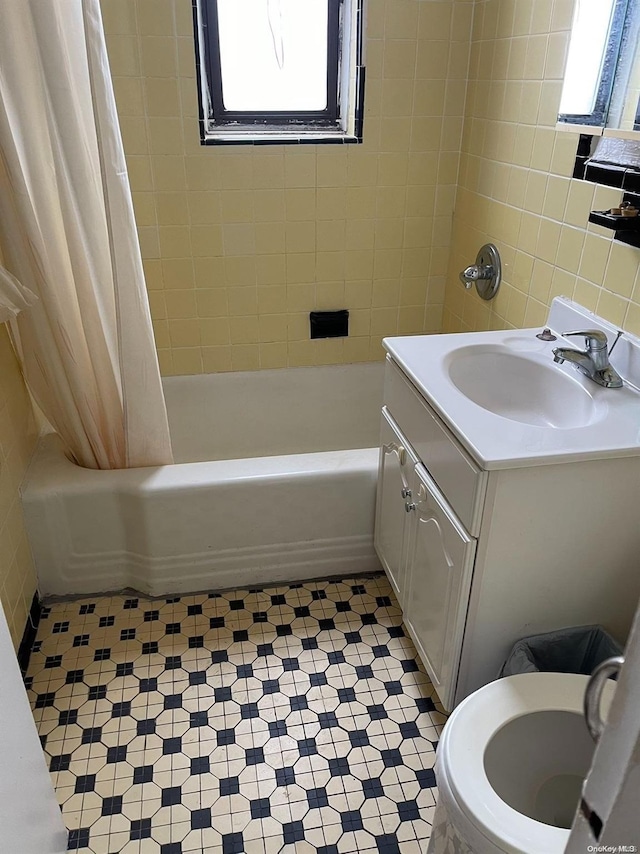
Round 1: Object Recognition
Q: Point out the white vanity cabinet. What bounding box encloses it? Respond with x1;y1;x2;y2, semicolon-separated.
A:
374;372;482;708
376;353;640;712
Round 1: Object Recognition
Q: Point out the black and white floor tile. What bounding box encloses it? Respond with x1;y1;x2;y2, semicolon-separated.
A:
26;574;446;854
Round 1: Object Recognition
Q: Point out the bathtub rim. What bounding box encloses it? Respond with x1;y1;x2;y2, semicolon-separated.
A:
22;433;379;494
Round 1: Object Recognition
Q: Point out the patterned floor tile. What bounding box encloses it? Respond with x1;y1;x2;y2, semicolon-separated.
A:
27;574;445;852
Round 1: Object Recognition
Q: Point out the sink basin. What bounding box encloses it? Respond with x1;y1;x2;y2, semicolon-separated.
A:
446;344;606;429
383;298;640;468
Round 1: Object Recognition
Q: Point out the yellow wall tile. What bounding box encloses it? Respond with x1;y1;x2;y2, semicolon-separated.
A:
105;35;140;76
556;226;584;274
132;192;157;226
285;223;316;255
196;289;228;317
316;253;346;283
101;0;137;35
112;77;145;115
220;191;254;224
285;190;316;222
316;282;346;310
256;255;287;286
287;313;309;341
193;257;225;288
523;298;548;328
596;290;628;327
342;336;372;363
286;284;315;313
157;348;174;374
160;258;195;290
165;289;197;318
140;36;177;77
603;243;640;299
563;180;595;228
254;191;286;223
199;318;230;346
113;0;640;377
284;154;317;189
259;342;289;369
150;158;185;195
317;154;349;188
136;0;175;36
255;223;286;256
252;155;286;190
172;347;203;374
221;224;255;257
443;0;640;340
202;346;232;372
147;116;184;155
231;344;260;371
169;318;200;347
0;327;38;648
227;287;258;317
229;316;260;345
120;116;149;155
144;78;180;116
144;259;164;290
316;188;347;221
259;315;289;343
159;226;191;258
219;156;255;190
624;301;640;337
155;193;189;226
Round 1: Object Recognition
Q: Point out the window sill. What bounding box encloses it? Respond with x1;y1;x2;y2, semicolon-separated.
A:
558;123;640;141
200;124;361;146
556;121;604;136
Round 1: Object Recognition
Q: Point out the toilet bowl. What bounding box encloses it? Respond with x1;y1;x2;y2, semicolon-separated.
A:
427;672;615;854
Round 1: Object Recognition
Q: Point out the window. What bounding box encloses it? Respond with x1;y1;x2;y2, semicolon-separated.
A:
194;0;365;144
559;0;640;130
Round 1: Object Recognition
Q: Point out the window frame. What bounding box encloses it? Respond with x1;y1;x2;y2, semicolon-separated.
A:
193;0;365;145
559;0;631;128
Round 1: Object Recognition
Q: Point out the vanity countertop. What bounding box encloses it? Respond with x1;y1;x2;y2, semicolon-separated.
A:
383;297;640;470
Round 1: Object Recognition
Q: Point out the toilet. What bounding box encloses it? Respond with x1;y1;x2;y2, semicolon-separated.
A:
427;672;614;854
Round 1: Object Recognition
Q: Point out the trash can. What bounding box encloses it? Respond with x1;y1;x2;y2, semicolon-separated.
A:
499;625;623;678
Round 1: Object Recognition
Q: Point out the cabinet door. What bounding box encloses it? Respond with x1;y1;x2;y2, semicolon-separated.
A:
404;464;476;711
374;408;419;606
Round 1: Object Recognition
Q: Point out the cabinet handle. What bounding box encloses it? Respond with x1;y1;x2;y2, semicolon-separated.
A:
401;487;412;499
383;442;406;466
405;501;416;513
418;511;455;568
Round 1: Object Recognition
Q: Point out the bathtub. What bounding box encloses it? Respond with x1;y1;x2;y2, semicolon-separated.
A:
22;363;384;598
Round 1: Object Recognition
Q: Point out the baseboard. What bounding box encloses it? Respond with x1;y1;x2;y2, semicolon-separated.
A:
17;593;42;676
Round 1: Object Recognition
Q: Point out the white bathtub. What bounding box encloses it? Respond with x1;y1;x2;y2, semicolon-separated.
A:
23;363;384;597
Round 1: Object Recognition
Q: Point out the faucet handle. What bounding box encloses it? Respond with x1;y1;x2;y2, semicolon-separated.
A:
562;329;608;351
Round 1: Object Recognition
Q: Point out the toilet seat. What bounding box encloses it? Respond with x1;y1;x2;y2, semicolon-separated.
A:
439;672;606;854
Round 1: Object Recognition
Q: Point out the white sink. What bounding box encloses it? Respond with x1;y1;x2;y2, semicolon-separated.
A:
382;297;640;469
446;344;606;429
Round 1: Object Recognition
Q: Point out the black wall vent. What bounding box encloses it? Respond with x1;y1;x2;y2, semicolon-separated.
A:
310;310;349;339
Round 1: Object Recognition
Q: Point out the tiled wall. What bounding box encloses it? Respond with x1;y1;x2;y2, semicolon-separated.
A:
102;0;473;374
0;326;38;649
443;0;640;336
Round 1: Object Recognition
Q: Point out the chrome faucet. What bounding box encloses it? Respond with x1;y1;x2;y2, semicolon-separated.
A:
552;329;623;388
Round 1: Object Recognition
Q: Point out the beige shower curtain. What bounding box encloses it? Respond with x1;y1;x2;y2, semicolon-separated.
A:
0;0;173;469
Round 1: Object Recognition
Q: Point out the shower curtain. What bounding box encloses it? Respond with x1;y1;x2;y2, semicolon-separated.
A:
0;0;173;469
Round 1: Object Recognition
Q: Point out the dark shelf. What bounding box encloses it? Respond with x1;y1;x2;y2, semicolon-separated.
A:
588;190;640;248
588;210;640;230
